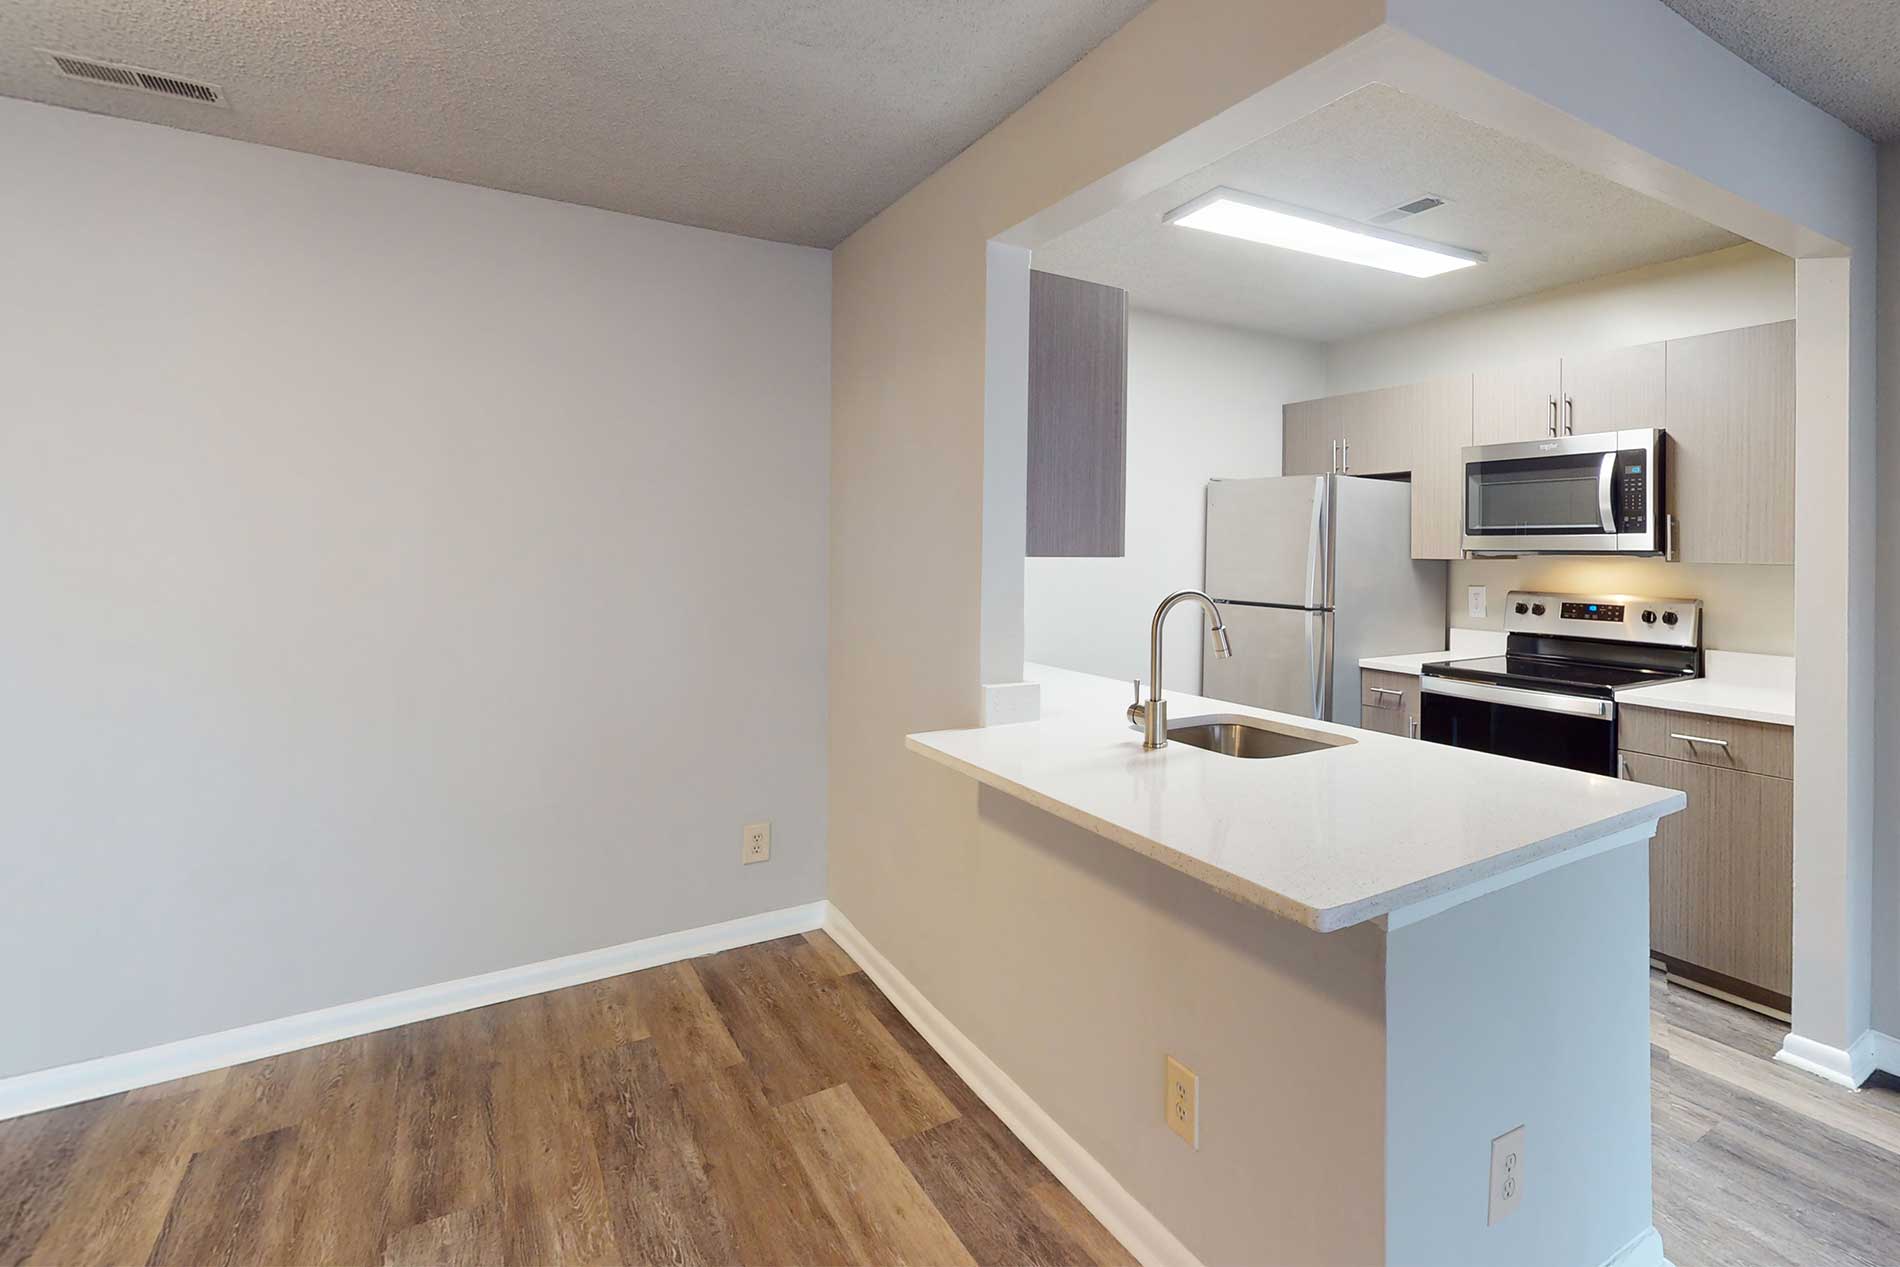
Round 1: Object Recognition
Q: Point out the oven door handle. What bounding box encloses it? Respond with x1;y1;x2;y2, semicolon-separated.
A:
1421;675;1616;720
1597;452;1616;533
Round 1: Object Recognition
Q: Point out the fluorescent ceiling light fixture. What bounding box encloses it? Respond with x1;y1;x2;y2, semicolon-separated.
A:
1164;188;1485;278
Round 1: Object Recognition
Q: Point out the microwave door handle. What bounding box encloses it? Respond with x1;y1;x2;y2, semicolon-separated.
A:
1598;452;1616;532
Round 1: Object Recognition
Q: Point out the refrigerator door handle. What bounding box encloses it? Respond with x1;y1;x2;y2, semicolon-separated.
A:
1306;479;1327;610
1304;610;1318;718
1305;610;1333;720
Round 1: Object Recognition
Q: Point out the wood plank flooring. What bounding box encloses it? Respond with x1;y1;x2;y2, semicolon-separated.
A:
1650;971;1900;1267
0;933;1136;1267
8;947;1900;1266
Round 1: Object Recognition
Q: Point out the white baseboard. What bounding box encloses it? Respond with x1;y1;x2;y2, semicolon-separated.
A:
824;904;1205;1267
0;900;827;1121
1601;1226;1667;1267
1869;1030;1900;1080
1774;1029;1883;1089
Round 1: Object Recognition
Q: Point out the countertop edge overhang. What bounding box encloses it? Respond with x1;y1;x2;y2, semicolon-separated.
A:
906;665;1686;934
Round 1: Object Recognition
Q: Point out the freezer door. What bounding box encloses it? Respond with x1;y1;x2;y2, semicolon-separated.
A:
1204;477;1329;608
1200;603;1333;719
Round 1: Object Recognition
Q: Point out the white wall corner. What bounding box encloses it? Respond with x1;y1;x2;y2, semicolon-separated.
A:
1773;1028;1884;1088
981;680;1042;726
1868;1030;1900;1079
0;901;827;1121
979;240;1032;688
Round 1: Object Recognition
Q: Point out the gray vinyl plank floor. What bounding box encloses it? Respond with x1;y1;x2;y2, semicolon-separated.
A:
1651;972;1900;1267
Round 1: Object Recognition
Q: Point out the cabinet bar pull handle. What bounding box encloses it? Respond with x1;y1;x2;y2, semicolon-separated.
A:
1619;755;1632;779
1331;439;1339;472
1670;733;1730;748
1342;439;1350;472
1408;717;1419;739
1548;395;1558;436
1563;394;1574;435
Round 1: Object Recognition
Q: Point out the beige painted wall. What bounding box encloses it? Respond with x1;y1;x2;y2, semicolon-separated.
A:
1451;560;1793;654
828;3;1390;1261
1325;242;1794;394
830;3;1878;1259
1323;243;1798;657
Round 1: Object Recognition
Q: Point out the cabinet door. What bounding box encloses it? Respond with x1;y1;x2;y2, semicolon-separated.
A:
1282;397;1340;476
1402;375;1474;560
1561;342;1663;437
1623;751;1793;1000
1663;321;1794;565
1472;358;1561;446
1332;386;1410;477
1360;670;1421;737
1368;668;1413;737
1027;271;1126;557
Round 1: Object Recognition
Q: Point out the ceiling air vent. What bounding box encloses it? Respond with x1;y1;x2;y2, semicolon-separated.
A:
43;51;225;106
1370;195;1448;226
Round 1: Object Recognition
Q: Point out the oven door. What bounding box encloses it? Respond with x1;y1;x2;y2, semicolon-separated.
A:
1461;429;1661;555
1419;676;1618;775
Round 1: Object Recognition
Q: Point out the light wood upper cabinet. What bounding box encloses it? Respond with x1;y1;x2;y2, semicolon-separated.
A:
1282;397;1340;476
1279;319;1791;566
1472;358;1561;445
1561;342;1664;437
1401;375;1475;560
1281;377;1471;560
1026;271;1127;557
1333;386;1412;477
1664;320;1794;564
1284;386;1415;478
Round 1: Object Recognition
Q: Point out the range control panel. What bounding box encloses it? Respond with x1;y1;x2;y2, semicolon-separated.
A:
1503;591;1700;648
1561;601;1624;623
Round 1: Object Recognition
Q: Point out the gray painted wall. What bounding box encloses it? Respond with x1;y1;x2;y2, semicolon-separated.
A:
0;99;832;1078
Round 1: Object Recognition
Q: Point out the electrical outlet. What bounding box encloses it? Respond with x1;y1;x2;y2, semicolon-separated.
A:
742;821;771;864
1488;1125;1525;1226
1467;585;1488;619
1164;1056;1199;1149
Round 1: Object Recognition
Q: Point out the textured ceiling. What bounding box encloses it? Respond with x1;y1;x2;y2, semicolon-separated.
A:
1662;0;1900;140
0;0;1151;248
1033;85;1745;343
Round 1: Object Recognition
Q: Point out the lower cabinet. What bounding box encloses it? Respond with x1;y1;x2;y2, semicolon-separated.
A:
1360;669;1420;738
1621;707;1794;1012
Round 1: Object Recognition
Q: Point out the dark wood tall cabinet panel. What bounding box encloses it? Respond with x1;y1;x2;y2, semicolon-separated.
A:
1027;271;1127;557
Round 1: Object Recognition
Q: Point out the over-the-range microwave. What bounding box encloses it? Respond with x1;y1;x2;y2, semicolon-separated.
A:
1461;428;1666;556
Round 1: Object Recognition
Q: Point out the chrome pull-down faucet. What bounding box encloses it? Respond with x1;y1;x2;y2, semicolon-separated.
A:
1127;590;1233;749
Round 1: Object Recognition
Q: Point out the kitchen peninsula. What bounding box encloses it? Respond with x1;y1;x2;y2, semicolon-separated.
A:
908;663;1684;1266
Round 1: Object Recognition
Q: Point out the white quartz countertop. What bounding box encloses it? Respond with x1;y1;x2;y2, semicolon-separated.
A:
906;663;1684;933
1617;651;1795;726
1359;629;1507;676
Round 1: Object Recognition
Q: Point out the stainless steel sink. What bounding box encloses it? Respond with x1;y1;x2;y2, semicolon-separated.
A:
1165;714;1355;759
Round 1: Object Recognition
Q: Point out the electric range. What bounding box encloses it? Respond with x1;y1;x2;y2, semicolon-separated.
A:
1420;590;1702;775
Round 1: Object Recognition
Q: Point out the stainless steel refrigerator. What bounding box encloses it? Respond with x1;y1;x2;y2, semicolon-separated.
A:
1201;475;1446;721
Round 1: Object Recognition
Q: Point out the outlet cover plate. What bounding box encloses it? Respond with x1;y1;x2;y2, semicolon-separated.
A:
742;821;771;864
1165;1055;1199;1149
1489;1124;1525;1225
1467;585;1487;619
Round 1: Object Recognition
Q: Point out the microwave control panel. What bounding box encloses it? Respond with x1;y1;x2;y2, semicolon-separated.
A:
1611;450;1649;532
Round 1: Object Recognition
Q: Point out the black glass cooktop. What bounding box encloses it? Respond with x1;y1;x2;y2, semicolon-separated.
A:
1423;654;1693;697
